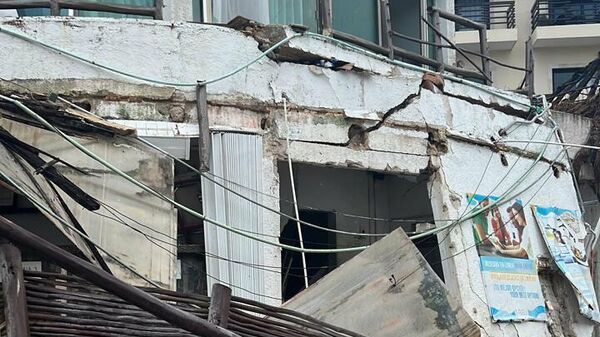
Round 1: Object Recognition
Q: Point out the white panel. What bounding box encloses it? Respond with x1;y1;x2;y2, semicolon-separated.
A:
202;132;265;302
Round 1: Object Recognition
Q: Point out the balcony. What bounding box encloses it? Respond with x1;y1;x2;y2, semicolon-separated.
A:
0;0;162;19
455;0;516;30
531;0;600;47
455;1;518;51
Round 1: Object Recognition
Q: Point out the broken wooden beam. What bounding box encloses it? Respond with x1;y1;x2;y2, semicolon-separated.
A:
0;215;240;337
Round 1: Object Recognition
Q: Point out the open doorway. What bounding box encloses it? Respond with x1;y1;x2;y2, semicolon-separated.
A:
281;210;336;301
173;138;208;295
279;162;441;300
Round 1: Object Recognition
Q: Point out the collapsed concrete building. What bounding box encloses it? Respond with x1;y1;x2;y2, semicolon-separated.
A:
0;13;597;337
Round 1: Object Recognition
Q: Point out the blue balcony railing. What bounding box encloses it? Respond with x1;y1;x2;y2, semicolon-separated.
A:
455;0;516;31
532;0;600;30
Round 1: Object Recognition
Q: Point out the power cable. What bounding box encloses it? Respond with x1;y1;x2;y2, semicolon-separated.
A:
412;124;557;240
0;25;532;108
399;162;557;286
0;168;161;287
0;94;374;254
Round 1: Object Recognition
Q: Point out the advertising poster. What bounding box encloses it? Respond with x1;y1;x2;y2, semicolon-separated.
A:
468;194;546;322
532;205;600;323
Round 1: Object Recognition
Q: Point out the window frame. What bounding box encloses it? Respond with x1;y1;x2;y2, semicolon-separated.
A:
551;66;586;94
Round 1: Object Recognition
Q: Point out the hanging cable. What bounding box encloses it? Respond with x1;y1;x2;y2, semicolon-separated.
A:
1;93;556;250
417;111;550;262
412;125;558;240
0;169;161;288
54;94;456;226
0;25;532;109
0;94;372;254
0;26;300;87
400;166;556;285
497;139;600;151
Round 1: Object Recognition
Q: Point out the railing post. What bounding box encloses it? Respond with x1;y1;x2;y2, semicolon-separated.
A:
49;0;60;16
478;27;491;85
154;0;163;20
319;0;333;36
381;0;394;59
0;240;30;337
209;284;232;328
431;9;444;71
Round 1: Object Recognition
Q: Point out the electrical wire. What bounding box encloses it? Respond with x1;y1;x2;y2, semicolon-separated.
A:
54;95;455;227
8;176;284;300
0;94;373;254
0;168;161;287
4;93;558;255
414;111;549;263
497;139;600;151
398;157;560;286
0;25;532;109
411;124;557;240
0;26;300;87
140;135;444;235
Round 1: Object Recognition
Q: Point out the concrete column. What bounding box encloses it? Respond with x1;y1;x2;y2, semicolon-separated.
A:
262;153;282;306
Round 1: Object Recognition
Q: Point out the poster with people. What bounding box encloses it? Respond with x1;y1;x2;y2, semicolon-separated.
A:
468;194;546;322
531;205;600;323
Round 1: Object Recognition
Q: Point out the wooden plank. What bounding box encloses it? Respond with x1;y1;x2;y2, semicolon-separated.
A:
0;142;100;266
0;241;30;337
196;83;211;172
283;229;480;337
209;284;232;328
525;38;534;98
0;214;240;337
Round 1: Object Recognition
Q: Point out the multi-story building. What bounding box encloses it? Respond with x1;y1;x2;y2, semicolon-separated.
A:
454;0;600;94
0;1;598;337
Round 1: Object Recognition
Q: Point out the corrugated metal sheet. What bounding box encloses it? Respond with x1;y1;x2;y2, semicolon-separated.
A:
201;132;265;302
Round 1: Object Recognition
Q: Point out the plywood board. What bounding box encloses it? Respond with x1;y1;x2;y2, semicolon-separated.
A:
284;228;480;337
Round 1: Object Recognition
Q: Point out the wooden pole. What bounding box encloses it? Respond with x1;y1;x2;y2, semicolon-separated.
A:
0;215;240;337
196;82;211;172
0;240;30;337
209;284;232;328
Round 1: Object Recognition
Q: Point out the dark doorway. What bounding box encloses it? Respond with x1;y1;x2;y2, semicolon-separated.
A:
280;210;336;301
